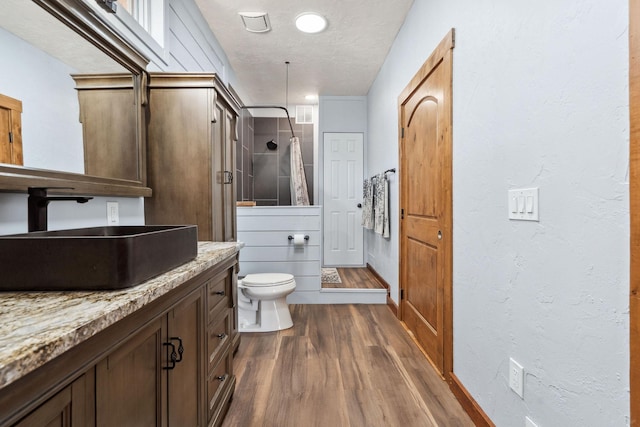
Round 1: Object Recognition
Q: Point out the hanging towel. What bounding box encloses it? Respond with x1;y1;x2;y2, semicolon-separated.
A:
374;173;385;235
289;136;310;206
382;175;390;239
362;178;374;229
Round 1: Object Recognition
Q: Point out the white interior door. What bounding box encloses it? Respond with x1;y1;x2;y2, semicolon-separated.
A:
323;133;364;266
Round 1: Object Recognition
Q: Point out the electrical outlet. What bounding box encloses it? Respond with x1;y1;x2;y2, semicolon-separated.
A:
525;416;539;427
509;357;524;398
107;201;119;225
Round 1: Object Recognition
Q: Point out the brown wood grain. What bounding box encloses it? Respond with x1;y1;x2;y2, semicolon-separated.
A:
145;73;239;242
631;0;639;424
222;304;473;427
322;267;386;289
398;29;454;379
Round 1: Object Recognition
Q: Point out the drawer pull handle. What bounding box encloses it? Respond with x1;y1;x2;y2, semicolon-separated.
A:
214;290;225;296
163;342;177;370
217;333;227;340
216;374;227;382
169;337;184;363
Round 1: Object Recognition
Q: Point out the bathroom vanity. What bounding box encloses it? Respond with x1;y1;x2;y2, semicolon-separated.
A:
0;241;242;427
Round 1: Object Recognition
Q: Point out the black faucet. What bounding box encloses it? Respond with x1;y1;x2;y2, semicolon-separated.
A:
27;187;93;232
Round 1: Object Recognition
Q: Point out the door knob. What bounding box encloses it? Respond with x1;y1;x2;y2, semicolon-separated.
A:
357;203;362;208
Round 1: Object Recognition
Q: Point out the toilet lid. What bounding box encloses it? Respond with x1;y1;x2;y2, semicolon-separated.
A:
242;273;295;287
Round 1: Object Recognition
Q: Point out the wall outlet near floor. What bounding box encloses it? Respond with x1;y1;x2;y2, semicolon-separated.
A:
509;357;524;398
107;201;119;225
525;416;539;427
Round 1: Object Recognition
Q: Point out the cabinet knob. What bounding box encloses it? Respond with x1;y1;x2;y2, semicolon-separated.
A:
216;374;227;382
216;333;227;340
214;290;225;296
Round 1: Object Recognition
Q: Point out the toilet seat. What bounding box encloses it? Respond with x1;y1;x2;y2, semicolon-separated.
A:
241;273;295;287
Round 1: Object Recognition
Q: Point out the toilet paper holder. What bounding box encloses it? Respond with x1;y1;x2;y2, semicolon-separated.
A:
288;235;309;241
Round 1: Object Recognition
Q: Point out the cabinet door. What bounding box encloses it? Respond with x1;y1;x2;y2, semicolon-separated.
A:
95;318;165;427
13;375;88;427
222;108;237;242
167;290;205;426
212;100;237;243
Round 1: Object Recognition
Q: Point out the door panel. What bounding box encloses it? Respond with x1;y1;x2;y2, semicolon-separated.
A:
96;319;164;427
168;290;204;426
323;133;364;266
399;30;454;376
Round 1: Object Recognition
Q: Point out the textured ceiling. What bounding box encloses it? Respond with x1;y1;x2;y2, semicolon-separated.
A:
194;0;414;106
1;0;125;73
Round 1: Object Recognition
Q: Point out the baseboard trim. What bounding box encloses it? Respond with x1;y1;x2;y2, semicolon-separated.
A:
449;372;495;427
366;263;398;316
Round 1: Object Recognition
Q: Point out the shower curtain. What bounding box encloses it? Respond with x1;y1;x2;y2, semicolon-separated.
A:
289;136;310;205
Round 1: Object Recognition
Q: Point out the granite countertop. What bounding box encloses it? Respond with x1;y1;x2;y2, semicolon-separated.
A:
0;241;243;390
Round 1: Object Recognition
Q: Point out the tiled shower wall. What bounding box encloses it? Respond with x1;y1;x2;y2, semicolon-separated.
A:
252;118;314;206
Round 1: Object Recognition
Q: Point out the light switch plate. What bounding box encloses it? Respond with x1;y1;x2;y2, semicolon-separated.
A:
107;201;119;225
509;357;524;398
508;188;539;221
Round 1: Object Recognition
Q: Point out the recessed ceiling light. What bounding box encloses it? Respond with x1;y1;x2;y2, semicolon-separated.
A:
305;94;318;101
295;12;327;34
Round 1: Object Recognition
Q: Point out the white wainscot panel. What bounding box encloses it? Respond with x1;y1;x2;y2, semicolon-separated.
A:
238;231;321;247
239;246;321;262
238;261;320;277
236;215;320;231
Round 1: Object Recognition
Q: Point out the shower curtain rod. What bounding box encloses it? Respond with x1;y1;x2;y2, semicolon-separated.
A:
240;105;296;138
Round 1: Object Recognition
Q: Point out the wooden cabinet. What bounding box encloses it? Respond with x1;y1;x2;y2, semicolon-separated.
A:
96;318;164;426
73;74;146;183
145;73;239;242
13;376;89;427
95;290;204;427
5;255;237;427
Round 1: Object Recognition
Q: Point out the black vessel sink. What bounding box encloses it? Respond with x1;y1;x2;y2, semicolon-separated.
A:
0;225;198;291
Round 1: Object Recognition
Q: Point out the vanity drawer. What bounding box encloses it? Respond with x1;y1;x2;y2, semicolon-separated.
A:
207;353;232;420
208;309;230;371
207;271;230;323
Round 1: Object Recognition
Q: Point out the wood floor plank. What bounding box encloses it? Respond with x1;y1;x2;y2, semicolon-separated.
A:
322;267;386;289
222;305;473;427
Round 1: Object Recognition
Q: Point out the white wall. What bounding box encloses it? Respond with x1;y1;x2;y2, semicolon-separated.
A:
0;28;84;174
367;0;629;426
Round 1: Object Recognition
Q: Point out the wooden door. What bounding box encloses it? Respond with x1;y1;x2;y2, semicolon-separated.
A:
167;290;205;426
399;30;454;376
0;94;23;166
323;133;364;266
96;318;165;427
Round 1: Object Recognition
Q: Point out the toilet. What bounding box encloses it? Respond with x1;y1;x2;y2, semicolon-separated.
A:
237;273;296;332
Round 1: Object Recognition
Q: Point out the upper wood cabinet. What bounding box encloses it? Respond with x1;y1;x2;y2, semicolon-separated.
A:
73;74;146;183
145;73;240;242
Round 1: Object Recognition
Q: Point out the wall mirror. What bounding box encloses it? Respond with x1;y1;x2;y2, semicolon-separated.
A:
0;0;151;196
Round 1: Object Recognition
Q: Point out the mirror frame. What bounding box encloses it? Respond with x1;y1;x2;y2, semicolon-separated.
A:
0;0;151;197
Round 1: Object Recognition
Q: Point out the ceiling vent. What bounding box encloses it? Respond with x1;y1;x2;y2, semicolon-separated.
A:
239;12;271;33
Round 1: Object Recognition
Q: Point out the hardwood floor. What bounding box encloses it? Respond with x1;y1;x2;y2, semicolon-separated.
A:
322;267;386;289
222;305;473;427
